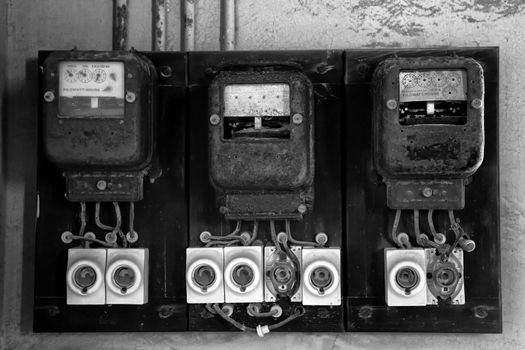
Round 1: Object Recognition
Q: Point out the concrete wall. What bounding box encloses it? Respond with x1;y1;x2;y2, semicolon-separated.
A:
2;0;525;349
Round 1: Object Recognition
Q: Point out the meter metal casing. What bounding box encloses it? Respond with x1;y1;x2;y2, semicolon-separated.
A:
372;57;485;209
42;51;156;202
208;70;314;220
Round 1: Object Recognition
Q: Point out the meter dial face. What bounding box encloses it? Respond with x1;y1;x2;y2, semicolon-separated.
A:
58;61;125;118
63;69;76;83
77;68;92;83
92;69;107;84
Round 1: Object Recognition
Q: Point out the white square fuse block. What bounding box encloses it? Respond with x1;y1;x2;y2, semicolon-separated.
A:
105;248;149;305
66;248;106;305
384;248;427;307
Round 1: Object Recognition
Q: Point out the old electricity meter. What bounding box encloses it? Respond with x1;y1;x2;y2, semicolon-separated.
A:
42;51;157;202
208;70;314;219
373;57;484;209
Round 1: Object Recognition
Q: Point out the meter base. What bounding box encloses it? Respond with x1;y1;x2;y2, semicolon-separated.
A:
65;171;145;202
385;178;465;210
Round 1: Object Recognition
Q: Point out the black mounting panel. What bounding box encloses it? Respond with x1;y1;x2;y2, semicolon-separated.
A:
34;48;500;333
34;51;189;331
344;48;501;333
187;50;344;332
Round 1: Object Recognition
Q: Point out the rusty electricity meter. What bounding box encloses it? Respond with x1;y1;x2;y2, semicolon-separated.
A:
42;51;157;202
208;70;314;219
372;57;484;209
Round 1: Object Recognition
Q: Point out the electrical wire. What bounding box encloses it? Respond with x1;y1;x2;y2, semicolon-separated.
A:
245;220;258;246
79;202;87;237
129;201;135;237
246;304;279;318
95;202;114;230
281;234;301;297
269;220;283;254
68;234;116;248
112;202;127;248
211;304;305;335
427;209;438;239
391;209;404;248
226;220;242;237
284;220;318;247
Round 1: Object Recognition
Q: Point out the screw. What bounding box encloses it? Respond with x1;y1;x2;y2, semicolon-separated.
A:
43;91;55;102
292;113;303;124
125;92;136;103
160;66;172;78
61;231;73;244
96;180;107;190
386;99;397;110
199;231;212;243
127;73;133;79
459;238;476;252
358;306;373;319
315;232;328;246
105;232;117;244
422;187;433;198
297;204;307;214
126;231;139;243
471;98;483;109
434;233;446;245
210;114;220;125
474;305;488;319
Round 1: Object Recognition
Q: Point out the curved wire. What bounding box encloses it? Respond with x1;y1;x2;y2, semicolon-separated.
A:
245;220;258;246
427;209;438;239
391;209;403;248
212;304;304;333
95;202;114;231
226;220;242;237
247;304;279;318
69;234;116;248
281;237;301;297
112;202;127;248
269;220;283;254
284;220;318;247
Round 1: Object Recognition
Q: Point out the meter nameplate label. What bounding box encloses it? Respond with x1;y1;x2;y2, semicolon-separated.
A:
59;61;125;98
399;70;467;102
224;84;290;117
58;61;125;118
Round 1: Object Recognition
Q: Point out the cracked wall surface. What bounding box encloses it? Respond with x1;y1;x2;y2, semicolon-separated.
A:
1;0;525;349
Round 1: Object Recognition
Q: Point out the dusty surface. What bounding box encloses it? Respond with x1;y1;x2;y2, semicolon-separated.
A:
2;0;525;349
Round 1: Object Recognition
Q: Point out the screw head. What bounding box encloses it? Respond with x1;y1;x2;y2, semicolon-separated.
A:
219;206;228;214
297;204;307;214
292;113;303;124
315;232;328;246
386;99;397;110
471;98;483;109
422;187;433;198
96;180;107;190
125;91;136;103
210;114;220;125
43;91;55;102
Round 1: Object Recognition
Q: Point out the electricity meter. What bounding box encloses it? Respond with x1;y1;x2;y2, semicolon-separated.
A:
208;70;314;219
42;51;157;202
372;57;484;209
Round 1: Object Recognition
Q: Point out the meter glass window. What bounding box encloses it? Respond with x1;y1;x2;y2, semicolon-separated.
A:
223;84;291;139
398;70;467;126
58;61;125;118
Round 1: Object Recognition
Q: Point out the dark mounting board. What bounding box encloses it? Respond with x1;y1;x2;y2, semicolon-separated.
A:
187;51;344;332
34;48;500;333
34;51;189;331
344;48;501;333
